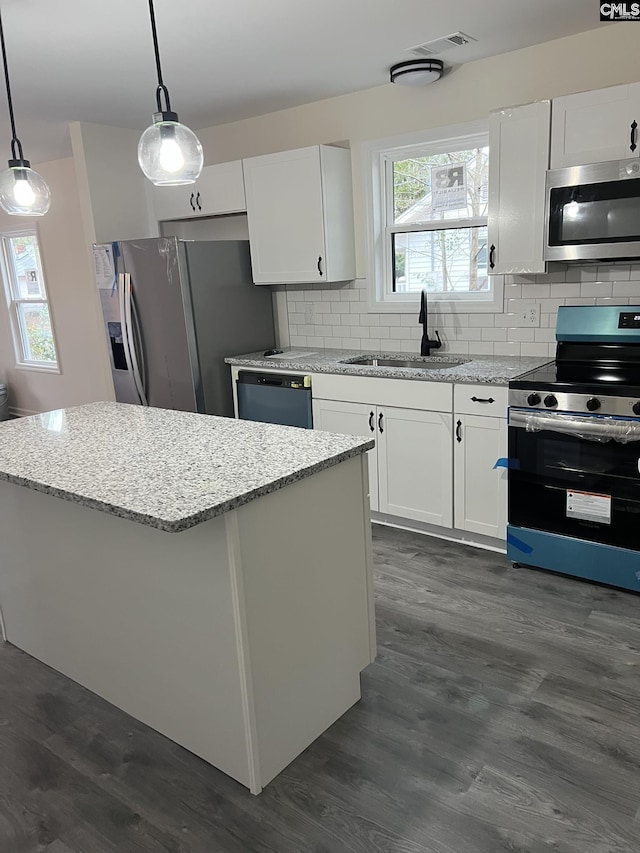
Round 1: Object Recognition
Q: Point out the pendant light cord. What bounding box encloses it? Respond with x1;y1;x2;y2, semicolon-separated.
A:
0;6;23;161
147;0;172;114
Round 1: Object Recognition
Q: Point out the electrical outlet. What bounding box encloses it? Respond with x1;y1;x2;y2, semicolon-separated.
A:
515;302;540;327
304;303;316;325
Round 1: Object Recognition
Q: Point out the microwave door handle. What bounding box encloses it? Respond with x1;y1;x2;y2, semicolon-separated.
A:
123;273;148;406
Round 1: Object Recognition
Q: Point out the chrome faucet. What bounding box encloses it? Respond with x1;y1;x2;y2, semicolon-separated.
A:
419;288;442;356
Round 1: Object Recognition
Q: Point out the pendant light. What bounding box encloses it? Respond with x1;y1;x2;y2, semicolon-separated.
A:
0;5;50;216
138;0;203;186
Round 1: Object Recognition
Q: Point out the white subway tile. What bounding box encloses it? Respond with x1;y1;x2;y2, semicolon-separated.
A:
321;289;337;302
448;341;470;354
306;336;324;346
401;314;415;327
541;272;568;283
612;281;640;297
549;282;581;297
386;339;403;350
469;314;494;327
367;339;382;351
331;325;344;338
289;313;305;325
395;327;412;339
342;338;362;349
331;302;351;314
306;290;323;302
568;297;598;305
494;342;522;356
377;326;391;339
384;314;402;326
482;328;508;342
521;343;552;356
507;328;535;342
469;342;494;355
350;302;368;314
538;298;566;312
597;264;630;281
362;314;380;326
400;340;420;353
579;282;613;297
290;335;307;346
534;328;556;343
521;283;550;299
503;284;523;299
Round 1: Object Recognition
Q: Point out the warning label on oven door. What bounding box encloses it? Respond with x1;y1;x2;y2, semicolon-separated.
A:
566;490;611;524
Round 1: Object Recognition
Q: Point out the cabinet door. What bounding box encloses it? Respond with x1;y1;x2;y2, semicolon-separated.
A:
378;407;453;527
312;399;378;511
243;147;327;284
488;101;550;275
454;414;507;540
151;186;199;222
195;161;246;216
151;161;246;222
550;84;640;169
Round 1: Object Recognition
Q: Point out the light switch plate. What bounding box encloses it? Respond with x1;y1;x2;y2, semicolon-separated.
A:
304;303;316;324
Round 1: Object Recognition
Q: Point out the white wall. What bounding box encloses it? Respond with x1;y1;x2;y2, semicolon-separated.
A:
0;157;114;415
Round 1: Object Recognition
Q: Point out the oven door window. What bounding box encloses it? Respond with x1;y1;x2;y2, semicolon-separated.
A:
549;178;640;246
509;423;640;548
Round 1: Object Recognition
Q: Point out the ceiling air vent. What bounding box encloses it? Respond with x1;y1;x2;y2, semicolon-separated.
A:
407;32;477;58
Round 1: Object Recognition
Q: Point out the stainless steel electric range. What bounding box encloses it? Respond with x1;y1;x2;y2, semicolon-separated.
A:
508;304;640;592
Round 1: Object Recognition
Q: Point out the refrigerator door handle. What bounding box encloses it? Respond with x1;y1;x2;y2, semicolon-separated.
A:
118;273;135;379
130;293;147;400
123;273;148;406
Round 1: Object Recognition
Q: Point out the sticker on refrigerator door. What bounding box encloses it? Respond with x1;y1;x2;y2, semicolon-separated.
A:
93;245;116;290
566;490;611;524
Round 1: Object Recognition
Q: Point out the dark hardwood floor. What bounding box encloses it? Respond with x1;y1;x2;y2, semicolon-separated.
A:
1;524;640;852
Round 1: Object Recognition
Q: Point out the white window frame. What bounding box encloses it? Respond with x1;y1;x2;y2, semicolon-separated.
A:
0;225;60;372
363;119;503;313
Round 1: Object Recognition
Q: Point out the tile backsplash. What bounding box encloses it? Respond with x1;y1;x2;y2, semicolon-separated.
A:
283;264;640;358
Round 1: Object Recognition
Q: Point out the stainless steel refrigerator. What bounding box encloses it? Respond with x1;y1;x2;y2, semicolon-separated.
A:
94;237;275;417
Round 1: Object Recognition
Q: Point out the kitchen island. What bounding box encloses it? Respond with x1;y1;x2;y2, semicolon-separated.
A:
0;402;375;794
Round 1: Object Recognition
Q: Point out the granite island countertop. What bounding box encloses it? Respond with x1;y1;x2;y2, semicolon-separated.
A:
225;348;551;385
0;402;374;533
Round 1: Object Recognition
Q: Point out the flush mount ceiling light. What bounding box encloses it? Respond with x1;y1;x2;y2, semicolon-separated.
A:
0;5;50;216
389;58;444;87
138;0;203;186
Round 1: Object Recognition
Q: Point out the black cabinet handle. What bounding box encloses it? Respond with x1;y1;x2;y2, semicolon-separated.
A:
489;244;496;270
317;256;324;276
369;411;375;432
196;191;202;210
456;419;462;443
378;412;384;434
189;193;196;211
631;120;638;153
471;396;495;404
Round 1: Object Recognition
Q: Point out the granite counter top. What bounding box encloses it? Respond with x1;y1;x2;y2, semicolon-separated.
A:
225;348;550;385
0;402;373;533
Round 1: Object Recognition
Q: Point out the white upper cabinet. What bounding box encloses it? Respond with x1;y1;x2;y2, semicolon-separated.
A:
243;145;356;285
151;161;246;222
550;83;640;169
487;100;551;276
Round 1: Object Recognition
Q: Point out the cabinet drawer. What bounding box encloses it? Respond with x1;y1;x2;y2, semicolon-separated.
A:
454;384;508;417
312;373;452;412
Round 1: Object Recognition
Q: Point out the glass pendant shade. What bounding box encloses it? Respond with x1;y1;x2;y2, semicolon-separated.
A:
0;165;51;216
138;119;203;186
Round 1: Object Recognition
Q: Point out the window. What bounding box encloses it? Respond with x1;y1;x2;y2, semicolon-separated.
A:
1;229;59;369
365;121;502;312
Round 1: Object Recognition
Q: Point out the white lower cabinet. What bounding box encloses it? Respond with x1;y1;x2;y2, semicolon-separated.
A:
312;398;453;526
378;407;452;526
311;399;379;512
454;413;507;539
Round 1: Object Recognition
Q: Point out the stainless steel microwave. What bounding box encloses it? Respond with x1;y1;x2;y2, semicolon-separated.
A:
544;158;640;262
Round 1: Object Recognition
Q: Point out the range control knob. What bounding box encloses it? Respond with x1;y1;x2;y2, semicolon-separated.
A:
586;398;601;412
544;395;558;408
527;393;541;406
633;401;640;416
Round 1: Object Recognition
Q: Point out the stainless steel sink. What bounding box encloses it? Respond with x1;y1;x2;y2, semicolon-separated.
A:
343;356;468;370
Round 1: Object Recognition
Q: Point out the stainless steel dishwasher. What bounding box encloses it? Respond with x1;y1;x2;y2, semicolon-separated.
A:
236;371;313;428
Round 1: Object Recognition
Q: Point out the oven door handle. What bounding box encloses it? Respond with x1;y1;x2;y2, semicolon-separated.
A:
509;409;640;443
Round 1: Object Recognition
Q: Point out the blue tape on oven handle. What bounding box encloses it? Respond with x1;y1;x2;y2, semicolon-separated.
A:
507;530;534;555
493;457;520;470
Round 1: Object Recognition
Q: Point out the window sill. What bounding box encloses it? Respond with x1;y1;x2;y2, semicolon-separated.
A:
14;363;61;375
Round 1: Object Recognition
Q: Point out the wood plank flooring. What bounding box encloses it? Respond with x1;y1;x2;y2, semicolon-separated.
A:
1;524;639;852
